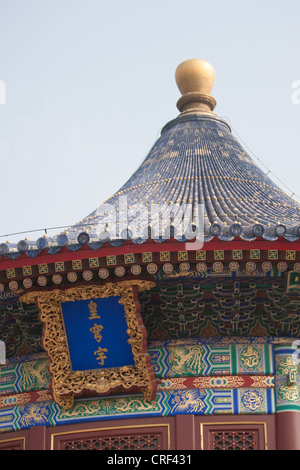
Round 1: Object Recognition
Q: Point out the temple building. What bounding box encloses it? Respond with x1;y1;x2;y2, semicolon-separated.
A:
0;59;299;450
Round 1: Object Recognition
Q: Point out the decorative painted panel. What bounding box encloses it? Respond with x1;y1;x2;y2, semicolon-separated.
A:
0;386;276;433
149;343;230;377
274;344;300;412
0;337;278;433
231;344;274;375
149;339;274;377
0;353;49;396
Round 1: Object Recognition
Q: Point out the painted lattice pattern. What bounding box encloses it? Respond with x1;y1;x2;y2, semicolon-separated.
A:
211;430;258;450
62;433;161;450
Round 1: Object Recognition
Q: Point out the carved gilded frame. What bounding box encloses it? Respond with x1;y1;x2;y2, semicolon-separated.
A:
20;280;156;410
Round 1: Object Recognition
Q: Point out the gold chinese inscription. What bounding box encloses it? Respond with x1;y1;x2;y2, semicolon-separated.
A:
20;280;156;410
88;300;107;365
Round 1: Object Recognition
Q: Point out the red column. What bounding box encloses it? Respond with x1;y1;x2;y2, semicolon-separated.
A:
29;425;47;450
175;414;195;450
276;412;300;450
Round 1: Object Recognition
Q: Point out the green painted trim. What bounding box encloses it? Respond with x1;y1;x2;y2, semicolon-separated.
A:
264;343;272;374
230;344;238;374
276;404;300;412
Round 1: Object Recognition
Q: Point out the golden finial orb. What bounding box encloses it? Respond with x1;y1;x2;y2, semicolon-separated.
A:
175;59;215;95
175;59;217;114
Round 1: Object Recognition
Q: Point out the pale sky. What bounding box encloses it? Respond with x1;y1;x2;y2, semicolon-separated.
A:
0;0;300;243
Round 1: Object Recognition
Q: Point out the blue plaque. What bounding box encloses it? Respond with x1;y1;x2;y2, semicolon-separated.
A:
20;280;157;409
61;296;135;371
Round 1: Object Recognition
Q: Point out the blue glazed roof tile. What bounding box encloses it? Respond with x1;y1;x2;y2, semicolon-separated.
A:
81;114;300;243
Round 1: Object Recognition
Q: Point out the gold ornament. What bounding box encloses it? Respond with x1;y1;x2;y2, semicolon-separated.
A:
20;280;156;410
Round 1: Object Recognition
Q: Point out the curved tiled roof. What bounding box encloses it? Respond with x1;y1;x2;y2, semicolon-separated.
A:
85;112;300;243
1;59;300;258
